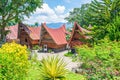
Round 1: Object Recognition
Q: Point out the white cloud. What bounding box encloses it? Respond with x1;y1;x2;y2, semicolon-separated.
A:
35;3;55;16
24;3;68;24
81;0;92;4
54;5;65;14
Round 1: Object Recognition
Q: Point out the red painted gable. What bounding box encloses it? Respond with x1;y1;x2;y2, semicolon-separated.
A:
42;23;67;45
69;22;91;47
6;24;18;40
28;27;41;40
6;24;41;41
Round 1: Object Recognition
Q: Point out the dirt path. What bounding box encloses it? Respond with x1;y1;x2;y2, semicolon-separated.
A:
36;50;79;71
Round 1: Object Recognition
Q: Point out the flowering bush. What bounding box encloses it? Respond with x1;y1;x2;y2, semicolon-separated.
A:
0;42;29;80
76;40;120;80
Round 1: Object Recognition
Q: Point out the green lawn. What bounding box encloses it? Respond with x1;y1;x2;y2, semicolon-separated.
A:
66;72;86;80
64;52;73;57
26;62;42;80
64;52;78;62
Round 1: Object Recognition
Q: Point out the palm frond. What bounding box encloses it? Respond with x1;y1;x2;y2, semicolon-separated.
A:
40;56;67;80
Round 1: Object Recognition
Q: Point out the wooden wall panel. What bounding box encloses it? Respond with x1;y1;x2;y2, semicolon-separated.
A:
41;41;66;49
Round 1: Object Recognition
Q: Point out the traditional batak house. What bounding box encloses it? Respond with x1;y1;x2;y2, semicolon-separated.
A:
18;23;41;48
6;25;19;43
40;23;67;52
69;22;91;48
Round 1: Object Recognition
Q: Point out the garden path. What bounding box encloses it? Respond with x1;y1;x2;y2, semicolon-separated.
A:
36;50;79;71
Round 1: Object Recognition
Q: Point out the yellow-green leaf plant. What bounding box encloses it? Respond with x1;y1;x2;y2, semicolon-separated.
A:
0;42;29;80
40;56;67;80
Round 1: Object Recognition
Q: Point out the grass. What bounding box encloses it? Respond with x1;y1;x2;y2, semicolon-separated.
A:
64;52;78;62
66;72;86;80
26;60;86;80
26;61;42;80
64;52;74;57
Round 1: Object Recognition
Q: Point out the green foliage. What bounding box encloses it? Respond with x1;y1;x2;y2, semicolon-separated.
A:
33;45;40;50
0;42;29;80
107;16;120;41
66;72;86;80
66;34;71;41
34;22;39;27
25;55;42;80
31;53;39;63
48;49;53;53
64;52;78;62
86;0;120;41
65;4;90;27
26;60;86;80
64;52;73;57
0;0;43;42
66;0;120;41
86;0;120;26
40;56;67;80
76;40;120;80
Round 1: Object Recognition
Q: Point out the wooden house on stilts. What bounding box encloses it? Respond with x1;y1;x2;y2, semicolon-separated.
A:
18;23;41;49
69;22;91;48
40;23;67;52
6;22;91;52
6;24;19;43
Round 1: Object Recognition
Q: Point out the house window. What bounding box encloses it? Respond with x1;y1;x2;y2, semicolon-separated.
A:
25;38;27;42
22;29;25;31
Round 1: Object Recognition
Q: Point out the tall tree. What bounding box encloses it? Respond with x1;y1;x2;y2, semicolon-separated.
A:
86;0;120;26
0;0;43;43
34;22;39;27
66;0;120;41
86;0;120;41
65;3;90;27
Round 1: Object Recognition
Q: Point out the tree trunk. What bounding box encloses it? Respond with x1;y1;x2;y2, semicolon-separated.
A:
0;26;6;47
0;28;5;42
0;15;7;46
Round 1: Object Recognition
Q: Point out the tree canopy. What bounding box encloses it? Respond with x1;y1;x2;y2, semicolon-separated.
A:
0;0;43;42
65;0;120;41
65;3;90;27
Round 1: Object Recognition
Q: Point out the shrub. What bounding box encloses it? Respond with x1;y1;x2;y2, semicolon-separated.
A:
0;42;29;80
48;49;53;53
64;52;73;57
40;56;67;80
76;40;120;80
33;45;40;50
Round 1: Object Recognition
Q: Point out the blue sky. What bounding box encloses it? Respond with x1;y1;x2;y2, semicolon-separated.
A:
24;0;92;25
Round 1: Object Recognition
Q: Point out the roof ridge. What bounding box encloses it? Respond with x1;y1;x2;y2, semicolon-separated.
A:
42;23;67;45
68;22;86;44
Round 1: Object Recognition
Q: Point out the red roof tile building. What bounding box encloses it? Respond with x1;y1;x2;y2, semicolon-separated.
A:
5;22;91;51
69;22;90;48
6;25;19;43
40;23;67;52
18;23;41;48
6;23;68;51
